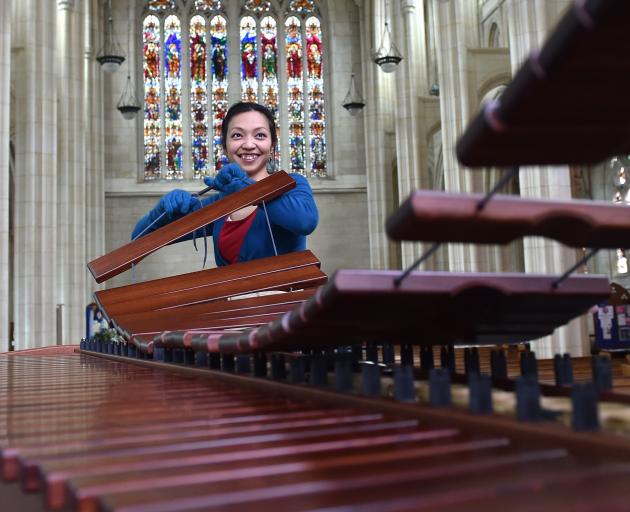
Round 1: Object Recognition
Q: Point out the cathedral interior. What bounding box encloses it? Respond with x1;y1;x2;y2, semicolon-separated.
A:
6;1;630;510
0;0;626;357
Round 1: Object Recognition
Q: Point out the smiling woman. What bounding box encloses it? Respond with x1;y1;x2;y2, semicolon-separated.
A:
131;102;319;266
221;102;277;182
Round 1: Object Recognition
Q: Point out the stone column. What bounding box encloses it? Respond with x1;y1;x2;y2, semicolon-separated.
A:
359;0;398;270
395;0;429;267
57;0;88;345
506;0;585;357
13;0;58;349
227;1;240;106
434;0;486;272
0;0;10;351
85;0;105;295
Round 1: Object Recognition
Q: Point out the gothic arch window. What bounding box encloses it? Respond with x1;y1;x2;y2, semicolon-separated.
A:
141;0;327;181
488;22;500;48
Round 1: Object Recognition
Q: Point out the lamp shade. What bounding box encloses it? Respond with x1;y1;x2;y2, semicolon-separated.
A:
342;73;365;115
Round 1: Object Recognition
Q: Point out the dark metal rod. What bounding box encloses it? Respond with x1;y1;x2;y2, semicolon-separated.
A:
476;165;520;211
551;249;599;289
393;242;442;287
192;185;213;197
394;165;520;287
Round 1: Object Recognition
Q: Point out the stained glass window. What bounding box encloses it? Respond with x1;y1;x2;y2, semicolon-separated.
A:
289;0;315;13
261;16;280;167
141;1;328;180
286;16;305;174
240;17;258;103
210;15;228;171
306;17;326;176
195;0;222;10
164;15;183;179
190;15;208;178
143;15;161;179
245;0;271;12
147;0;175;11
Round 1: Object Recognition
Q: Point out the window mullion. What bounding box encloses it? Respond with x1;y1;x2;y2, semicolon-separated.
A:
256;17;262;101
159;15;167;178
278;19;288;173
301;20;310;176
181;12;193;180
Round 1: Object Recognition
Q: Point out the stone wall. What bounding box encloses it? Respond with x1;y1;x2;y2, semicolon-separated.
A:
102;0;370;286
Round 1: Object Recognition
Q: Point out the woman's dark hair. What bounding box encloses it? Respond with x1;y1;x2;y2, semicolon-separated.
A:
221;102;278;151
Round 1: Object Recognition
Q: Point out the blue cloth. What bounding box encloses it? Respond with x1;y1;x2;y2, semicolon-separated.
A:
203;163;254;195
131;173;318;266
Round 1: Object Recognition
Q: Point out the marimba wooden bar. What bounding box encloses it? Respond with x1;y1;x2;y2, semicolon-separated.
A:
387;190;630;248
88;171;296;283
456;0;630;167
4;351;630;512
205;270;610;353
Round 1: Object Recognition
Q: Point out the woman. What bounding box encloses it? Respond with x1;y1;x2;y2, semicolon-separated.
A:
132;102;318;266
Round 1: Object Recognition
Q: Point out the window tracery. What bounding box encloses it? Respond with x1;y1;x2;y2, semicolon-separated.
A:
140;0;327;180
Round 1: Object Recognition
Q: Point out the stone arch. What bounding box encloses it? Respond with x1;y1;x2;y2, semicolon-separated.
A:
426;123;444;191
488;22;500;48
478;75;510;105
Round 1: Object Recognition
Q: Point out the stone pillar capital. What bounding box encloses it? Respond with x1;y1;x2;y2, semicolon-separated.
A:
58;0;75;10
401;0;417;15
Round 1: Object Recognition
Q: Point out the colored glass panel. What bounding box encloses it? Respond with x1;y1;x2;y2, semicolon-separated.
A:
289;0;315;13
286;16;305;174
240;16;257;103
190;15;208;178
147;0;174;11
210;15;228;171
261;16;280;167
306;17;326;177
245;0;271;12
164;15;183;179
195;0;222;10
143;15;161;179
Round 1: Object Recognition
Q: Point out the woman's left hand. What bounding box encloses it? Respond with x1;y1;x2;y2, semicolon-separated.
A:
203;163;254;195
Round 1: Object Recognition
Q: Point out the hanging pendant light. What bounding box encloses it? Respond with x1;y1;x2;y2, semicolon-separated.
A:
116;0;140;120
373;21;403;73
342;73;365;115
117;75;141;119
96;0;125;73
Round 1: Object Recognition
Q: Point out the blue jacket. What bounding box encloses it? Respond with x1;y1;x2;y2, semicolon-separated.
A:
132;173;318;266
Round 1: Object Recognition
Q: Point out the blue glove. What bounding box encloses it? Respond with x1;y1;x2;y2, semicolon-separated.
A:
203;163;254;195
132;189;201;240
156;189;200;220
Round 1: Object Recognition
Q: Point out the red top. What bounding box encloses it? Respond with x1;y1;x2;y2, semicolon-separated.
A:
217;209;258;264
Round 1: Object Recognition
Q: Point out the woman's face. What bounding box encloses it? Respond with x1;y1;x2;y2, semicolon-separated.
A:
224;110;273;181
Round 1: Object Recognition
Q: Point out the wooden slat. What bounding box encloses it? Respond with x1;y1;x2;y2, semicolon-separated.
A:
116;290;314;339
456;0;630;167
87;171;296;283
102;265;326;318
386;190;630;248
5;353;630;511
212;270;610;352
95;250;320;311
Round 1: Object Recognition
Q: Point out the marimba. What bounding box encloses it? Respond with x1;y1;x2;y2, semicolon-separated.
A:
5;0;630;510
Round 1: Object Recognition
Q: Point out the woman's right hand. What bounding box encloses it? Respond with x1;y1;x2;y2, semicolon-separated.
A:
158;189;200;219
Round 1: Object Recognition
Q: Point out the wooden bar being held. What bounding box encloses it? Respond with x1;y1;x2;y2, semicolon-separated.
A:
87;171;296;283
